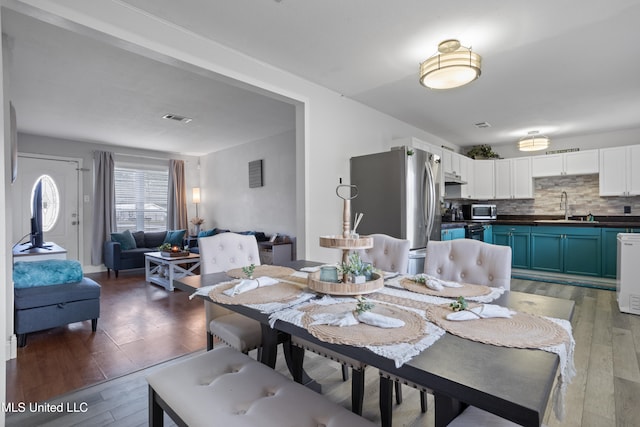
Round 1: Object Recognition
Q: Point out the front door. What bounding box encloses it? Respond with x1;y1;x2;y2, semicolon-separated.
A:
12;155;80;260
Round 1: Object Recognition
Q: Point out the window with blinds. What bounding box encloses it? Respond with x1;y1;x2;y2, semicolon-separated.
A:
114;164;169;232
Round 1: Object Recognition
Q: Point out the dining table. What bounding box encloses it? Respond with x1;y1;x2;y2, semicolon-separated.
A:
174;260;575;427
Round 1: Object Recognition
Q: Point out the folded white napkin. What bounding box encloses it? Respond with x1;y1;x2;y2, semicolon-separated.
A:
414;274;464;291
222;276;279;297
310;311;405;328
300;266;321;273
446;304;516;321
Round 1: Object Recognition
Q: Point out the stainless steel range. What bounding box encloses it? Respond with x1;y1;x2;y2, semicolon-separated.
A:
465;223;485;241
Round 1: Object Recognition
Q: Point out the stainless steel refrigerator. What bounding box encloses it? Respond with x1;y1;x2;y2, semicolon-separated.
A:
350;146;441;274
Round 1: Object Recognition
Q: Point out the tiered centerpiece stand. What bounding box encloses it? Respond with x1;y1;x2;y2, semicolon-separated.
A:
309;185;384;295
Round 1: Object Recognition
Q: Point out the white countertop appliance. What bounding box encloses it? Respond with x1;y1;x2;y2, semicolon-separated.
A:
617;233;640;315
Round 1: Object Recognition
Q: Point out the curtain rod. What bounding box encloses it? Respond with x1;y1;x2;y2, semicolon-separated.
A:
111;152;175;162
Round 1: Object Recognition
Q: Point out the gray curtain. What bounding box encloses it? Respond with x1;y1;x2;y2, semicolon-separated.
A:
167;159;188;231
91;151;116;265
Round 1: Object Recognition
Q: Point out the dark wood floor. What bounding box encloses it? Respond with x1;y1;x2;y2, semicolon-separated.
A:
6;270;207;404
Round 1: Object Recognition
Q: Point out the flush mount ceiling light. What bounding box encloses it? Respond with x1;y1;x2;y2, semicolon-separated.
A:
518;131;550;152
419;39;482;90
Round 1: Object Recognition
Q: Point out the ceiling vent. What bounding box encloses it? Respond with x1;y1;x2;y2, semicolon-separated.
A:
474;122;491;128
162;114;192;124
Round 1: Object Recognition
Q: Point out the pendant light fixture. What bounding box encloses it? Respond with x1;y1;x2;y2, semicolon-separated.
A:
419;39;482;89
518;131;550;152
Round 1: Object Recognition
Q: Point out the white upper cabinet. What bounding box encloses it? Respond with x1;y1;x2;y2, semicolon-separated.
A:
442;150;462;176
473;160;495;199
531;149;599;177
459;155;474;199
494;158;533;199
599;145;640;196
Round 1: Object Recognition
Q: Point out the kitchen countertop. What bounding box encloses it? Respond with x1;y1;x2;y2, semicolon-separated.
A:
442;215;640;228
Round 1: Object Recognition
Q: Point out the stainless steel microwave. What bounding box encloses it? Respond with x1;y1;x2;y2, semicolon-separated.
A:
462;204;497;220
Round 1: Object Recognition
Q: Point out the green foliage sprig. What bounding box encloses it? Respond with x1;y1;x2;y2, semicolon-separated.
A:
158;243;172;251
242;264;256;279
340;252;373;276
450;296;468;312
355;296;375;314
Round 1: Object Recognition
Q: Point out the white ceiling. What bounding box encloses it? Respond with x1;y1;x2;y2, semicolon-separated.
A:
4;1;640;155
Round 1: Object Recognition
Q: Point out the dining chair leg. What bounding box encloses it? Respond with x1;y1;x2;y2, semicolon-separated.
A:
379;376;394;427
341;364;349;381
394;381;403;404
420;390;427;413
206;332;213;351
351;368;365;415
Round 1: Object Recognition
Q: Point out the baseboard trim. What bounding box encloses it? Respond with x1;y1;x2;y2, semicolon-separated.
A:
6;334;17;360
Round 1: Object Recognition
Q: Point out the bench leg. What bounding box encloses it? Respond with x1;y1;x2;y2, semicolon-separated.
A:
420;390;428;413
341;364;349;381
149;385;164;427
395;381;403;404
91;319;98;332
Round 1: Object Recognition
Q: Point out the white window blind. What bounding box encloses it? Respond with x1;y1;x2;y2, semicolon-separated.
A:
114;163;169;232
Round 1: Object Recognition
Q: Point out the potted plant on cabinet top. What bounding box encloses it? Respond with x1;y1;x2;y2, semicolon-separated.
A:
465;144;500;159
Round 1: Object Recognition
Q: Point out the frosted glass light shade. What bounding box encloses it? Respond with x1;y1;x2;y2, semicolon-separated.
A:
420;41;481;90
518;134;550;151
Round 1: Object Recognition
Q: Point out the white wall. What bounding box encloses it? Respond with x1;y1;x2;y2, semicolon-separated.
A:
202;129;296;240
1;5;10;415
17;133;199;270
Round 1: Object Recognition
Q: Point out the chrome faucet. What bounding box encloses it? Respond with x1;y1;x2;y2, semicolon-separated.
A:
560;191;569;220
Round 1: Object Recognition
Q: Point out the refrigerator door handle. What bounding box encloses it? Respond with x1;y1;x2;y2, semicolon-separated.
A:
424;159;436;240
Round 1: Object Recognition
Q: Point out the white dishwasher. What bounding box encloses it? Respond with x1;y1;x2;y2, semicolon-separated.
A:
617;233;640;315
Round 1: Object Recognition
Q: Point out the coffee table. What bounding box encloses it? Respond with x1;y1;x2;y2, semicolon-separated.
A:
144;251;201;291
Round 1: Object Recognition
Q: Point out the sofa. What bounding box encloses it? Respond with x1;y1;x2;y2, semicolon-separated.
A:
13;259;101;347
104;229;186;277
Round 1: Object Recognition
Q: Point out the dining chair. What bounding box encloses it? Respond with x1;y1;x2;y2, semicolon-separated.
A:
199;232;263;354
292;234;410;415
379;238;512;427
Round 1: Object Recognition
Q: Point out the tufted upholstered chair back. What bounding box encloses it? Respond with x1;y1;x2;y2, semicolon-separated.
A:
199;232;261;275
355;234;410;273
424;239;512;290
199;233;262;351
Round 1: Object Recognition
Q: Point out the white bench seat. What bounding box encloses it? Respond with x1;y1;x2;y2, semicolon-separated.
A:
147;346;377;427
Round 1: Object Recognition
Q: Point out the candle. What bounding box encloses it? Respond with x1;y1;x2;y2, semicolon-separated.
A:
171;245;179;253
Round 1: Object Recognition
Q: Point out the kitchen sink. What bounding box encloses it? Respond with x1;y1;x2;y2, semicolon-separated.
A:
534;219;599;223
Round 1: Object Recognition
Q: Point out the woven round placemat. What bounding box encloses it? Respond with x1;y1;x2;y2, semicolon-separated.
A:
226;265;296;279
209;281;302;305
400;278;492;298
301;302;425;346
426;304;569;348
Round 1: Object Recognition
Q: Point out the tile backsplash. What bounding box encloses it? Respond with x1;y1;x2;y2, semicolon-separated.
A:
454;174;640;216
463;174;640;217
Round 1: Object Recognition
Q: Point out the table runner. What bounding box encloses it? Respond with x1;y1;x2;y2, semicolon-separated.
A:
400;277;493;298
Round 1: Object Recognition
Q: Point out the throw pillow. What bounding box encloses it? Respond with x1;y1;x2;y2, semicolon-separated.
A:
110;229;137;250
13;260;84;288
145;231;168;249
132;230;146;248
197;228;216;238
164;229;186;246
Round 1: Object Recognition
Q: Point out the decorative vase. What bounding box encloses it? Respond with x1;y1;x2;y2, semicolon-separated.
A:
194;224;200;236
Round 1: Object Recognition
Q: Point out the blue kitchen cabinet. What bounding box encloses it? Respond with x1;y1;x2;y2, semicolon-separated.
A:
492;225;530;269
441;227;465;241
601;227;640;278
531;226;601;276
483;224;493;244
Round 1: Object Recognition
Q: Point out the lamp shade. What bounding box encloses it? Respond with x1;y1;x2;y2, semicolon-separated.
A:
518;132;550;152
192;187;201;204
419;40;481;90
